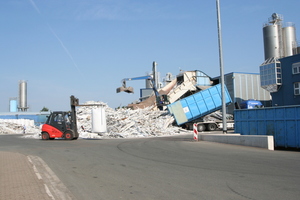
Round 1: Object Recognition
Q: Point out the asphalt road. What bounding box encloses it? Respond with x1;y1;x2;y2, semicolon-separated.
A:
1;134;300;200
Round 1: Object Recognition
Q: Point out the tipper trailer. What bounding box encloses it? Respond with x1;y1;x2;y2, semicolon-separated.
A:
167;84;233;131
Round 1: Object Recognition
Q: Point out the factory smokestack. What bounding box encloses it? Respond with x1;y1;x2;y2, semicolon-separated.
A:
18;80;28;112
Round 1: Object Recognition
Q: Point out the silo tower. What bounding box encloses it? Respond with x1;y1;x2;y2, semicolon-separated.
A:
260;13;299;93
18;80;29;112
263;13;284;60
263;13;298;60
282;22;297;57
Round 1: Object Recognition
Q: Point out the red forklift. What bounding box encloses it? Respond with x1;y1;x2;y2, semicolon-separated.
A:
41;95;79;140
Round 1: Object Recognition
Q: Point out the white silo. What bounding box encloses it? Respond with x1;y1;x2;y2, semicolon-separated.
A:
18;80;28;112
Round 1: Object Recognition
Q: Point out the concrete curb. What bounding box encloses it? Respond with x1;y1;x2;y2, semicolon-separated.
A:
199;133;274;150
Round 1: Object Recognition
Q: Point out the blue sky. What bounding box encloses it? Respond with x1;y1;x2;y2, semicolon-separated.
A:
1;0;299;112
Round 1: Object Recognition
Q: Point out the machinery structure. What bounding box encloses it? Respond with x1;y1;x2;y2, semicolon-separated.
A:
41;95;79;140
117;75;169;110
116;62;169;110
116;75;151;94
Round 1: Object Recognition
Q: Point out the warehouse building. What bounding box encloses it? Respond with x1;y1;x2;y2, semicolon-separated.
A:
213;72;271;114
259;13;300;106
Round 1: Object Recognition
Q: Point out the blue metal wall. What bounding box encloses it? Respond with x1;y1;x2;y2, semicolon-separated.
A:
0;112;50;125
235;105;300;148
272;54;300;106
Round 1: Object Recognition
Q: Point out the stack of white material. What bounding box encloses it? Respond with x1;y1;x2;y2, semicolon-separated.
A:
0;119;34;127
77;101;181;139
0;119;37;135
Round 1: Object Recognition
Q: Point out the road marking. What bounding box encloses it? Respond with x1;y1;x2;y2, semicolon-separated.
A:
44;184;55;200
28;156;42;180
27;155;76;200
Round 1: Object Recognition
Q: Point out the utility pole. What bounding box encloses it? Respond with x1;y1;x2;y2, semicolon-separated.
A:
216;0;227;134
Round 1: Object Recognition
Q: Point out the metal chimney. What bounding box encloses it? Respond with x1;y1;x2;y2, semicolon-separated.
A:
18;80;28;112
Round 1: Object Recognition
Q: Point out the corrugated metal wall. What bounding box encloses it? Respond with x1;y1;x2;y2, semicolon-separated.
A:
224;73;271;114
235;105;300;148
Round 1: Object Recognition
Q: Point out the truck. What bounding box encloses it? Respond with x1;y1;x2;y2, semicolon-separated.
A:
41;95;79;140
239;99;264;109
184;118;234;132
167;84;233;131
183;111;235;132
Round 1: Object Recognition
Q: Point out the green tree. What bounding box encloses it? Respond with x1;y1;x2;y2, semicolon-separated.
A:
40;106;49;112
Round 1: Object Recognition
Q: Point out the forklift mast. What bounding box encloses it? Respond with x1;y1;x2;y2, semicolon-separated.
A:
70;95;79;138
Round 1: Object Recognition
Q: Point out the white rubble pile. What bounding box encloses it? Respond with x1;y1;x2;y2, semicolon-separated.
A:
0;101;184;139
77;101;181;139
0;122;24;134
0;119;40;136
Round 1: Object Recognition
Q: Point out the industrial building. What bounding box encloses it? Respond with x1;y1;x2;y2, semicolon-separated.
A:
236;13;300;149
271;54;300;106
131;68;270;114
259;13;300;106
213;72;271;114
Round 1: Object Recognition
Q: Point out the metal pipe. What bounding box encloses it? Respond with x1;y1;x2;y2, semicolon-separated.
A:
152;61;158;89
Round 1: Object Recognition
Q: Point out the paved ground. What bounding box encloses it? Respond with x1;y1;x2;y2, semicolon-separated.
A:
0;151;52;200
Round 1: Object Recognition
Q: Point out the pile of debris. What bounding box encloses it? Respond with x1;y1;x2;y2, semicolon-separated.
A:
77;101;181;139
0;122;24;134
0;101;183;139
0;119;40;135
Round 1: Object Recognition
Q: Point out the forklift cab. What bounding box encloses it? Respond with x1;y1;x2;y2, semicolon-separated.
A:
42;111;77;140
45;112;71;133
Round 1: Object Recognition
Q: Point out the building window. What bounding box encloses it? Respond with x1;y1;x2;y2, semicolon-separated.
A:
292;62;300;74
294;82;300;95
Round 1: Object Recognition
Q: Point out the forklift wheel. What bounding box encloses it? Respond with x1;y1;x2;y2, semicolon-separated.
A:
42;132;49;140
64;132;73;140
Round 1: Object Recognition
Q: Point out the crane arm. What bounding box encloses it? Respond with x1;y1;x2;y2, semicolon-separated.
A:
117;75;153;93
